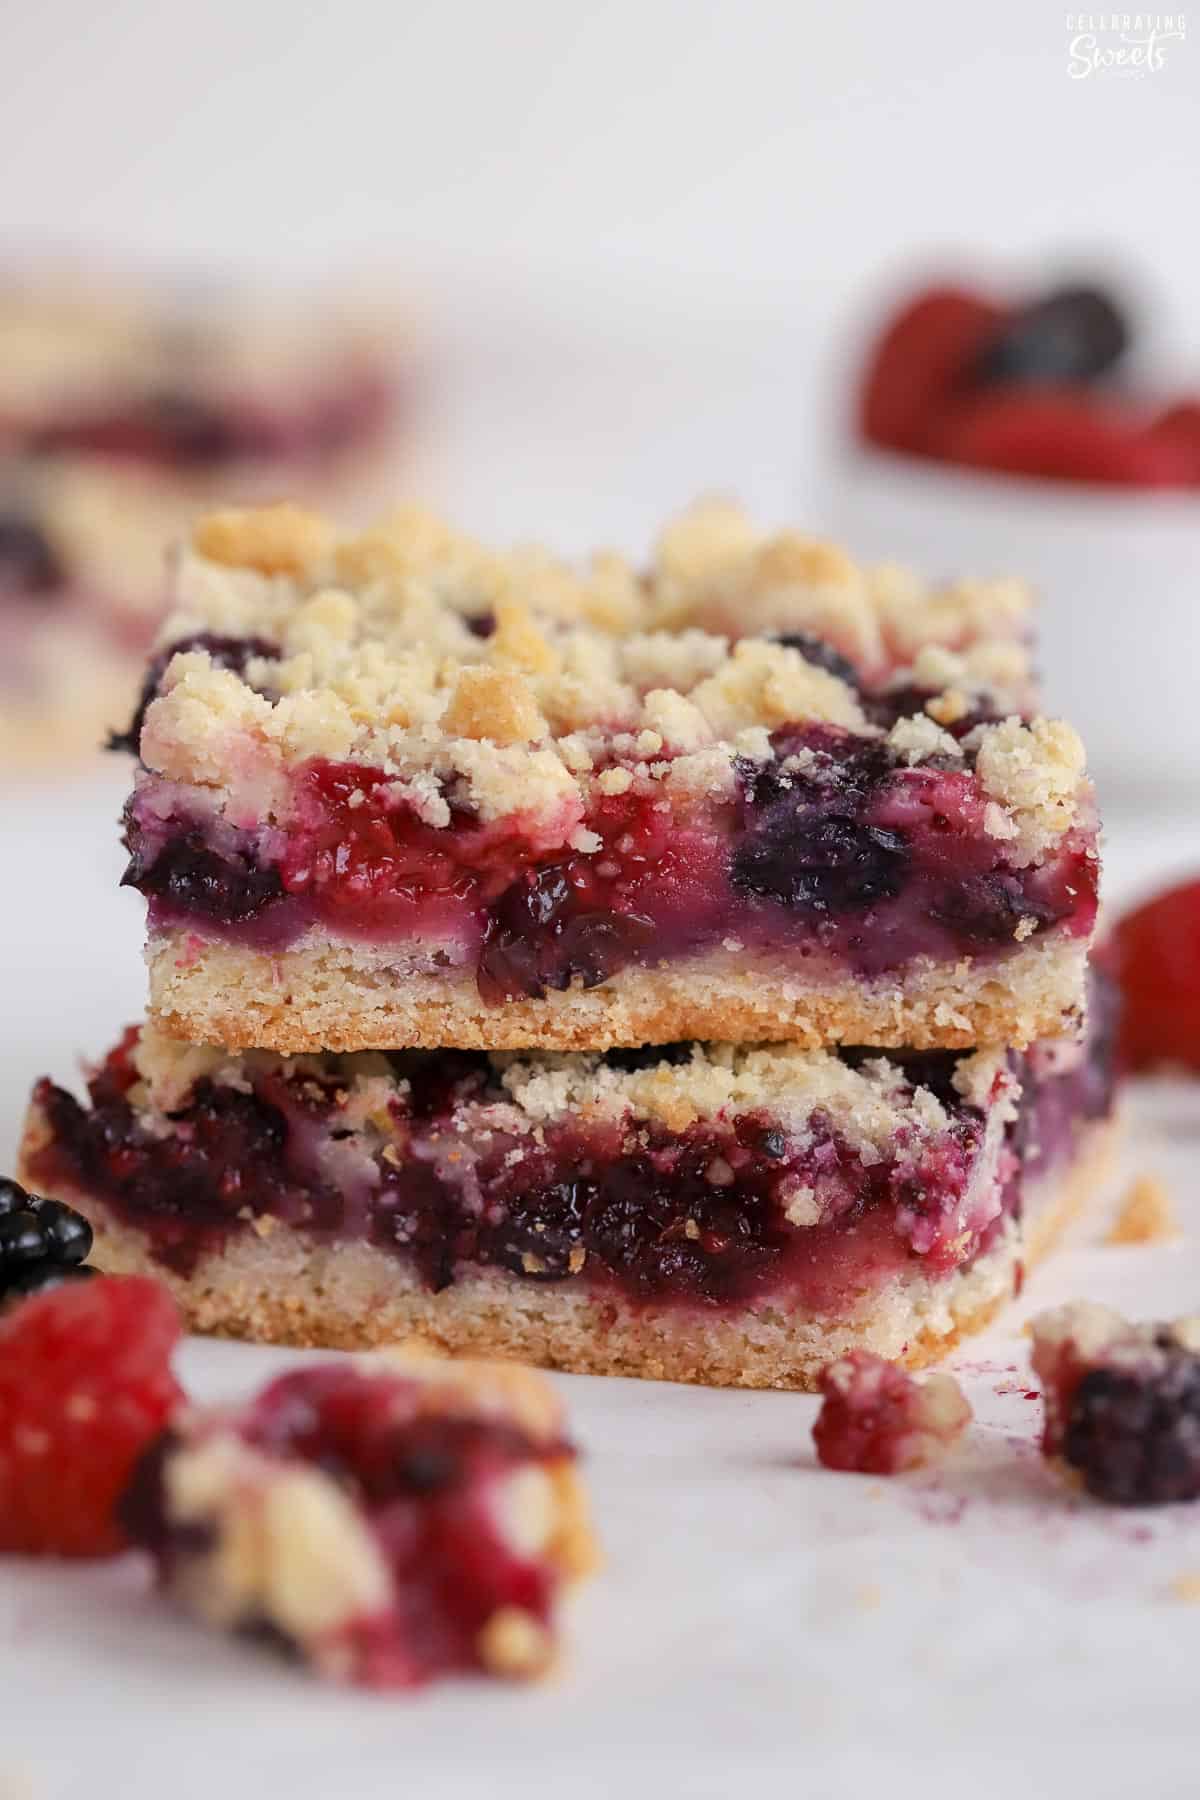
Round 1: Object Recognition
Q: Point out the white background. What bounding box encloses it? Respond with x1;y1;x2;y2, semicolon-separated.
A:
1;0;1196;332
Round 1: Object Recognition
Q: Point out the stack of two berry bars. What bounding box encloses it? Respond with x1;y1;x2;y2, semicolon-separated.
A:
21;500;1114;1387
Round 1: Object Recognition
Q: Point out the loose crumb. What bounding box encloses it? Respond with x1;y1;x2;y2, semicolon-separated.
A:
1106;1175;1178;1247
1170;1572;1200;1604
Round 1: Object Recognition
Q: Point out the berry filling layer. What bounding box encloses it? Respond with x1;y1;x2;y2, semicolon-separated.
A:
28;991;1116;1322
122;722;1098;994
120;1354;591;1687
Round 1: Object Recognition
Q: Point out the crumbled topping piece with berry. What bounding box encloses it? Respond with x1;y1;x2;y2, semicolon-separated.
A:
812;1349;971;1474
120;1346;596;1688
1031;1303;1200;1506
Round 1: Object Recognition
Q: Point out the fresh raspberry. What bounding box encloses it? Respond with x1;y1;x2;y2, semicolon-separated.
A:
812;1349;971;1474
1115;877;1200;1072
0;1275;183;1556
857;285;1004;455
940;391;1194;488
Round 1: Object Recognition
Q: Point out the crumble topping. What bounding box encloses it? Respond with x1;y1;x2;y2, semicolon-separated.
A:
126;1022;1009;1169
134;503;1083;850
972;716;1089;865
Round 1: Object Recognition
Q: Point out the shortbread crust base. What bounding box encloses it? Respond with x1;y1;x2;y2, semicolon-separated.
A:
19;1108;1114;1391
145;931;1089;1054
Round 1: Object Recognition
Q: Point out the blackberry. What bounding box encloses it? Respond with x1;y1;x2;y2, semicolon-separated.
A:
973;284;1130;388
0;1178;98;1308
1063;1339;1200;1507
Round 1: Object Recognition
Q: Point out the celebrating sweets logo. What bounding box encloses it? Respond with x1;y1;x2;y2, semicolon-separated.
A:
1066;12;1187;75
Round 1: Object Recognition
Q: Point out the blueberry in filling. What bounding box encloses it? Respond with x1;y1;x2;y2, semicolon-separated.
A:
733;735;909;915
477;865;656;1002
121;828;286;926
733;813;909;914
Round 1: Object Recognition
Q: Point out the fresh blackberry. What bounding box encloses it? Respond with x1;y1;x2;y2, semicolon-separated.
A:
1062;1339;1200;1507
973;284;1130;388
0;1178;98;1307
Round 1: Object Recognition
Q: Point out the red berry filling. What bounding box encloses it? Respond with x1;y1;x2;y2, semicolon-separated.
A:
0;1274;182;1557
121;725;1097;992
122;1361;577;1687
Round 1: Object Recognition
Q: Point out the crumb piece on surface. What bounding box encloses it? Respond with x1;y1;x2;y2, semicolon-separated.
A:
1106;1175;1178;1247
1170;1572;1200;1604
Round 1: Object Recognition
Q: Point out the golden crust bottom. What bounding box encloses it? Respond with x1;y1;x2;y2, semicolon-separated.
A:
19;1108;1115;1391
145;931;1090;1054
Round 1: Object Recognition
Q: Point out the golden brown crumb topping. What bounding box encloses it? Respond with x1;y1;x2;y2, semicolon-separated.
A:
133;501;1086;854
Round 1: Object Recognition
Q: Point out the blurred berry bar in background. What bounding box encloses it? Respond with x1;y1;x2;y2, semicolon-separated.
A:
0;268;410;767
120;1344;596;1688
0;269;404;486
21;974;1117;1387
857;274;1200;488
0;459;198;765
115;501;1099;1054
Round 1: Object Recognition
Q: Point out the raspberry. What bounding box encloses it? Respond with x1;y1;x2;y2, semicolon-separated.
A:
0;1275;183;1556
1114;877;1200;1071
940;391;1194;488
1146;401;1200;485
857;285;1003;455
812;1349;971;1474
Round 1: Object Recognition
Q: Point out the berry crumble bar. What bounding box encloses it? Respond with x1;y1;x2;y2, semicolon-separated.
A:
22;977;1117;1389
0;270;400;483
118;502;1097;1053
119;1346;596;1687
